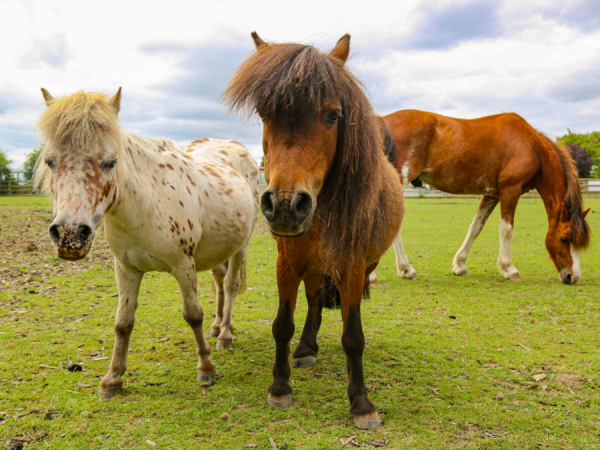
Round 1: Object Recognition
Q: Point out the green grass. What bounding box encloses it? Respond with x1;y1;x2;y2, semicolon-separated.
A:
1;196;600;449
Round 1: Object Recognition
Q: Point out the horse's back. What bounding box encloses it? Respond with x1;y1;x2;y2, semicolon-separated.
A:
185;138;260;205
383;110;541;193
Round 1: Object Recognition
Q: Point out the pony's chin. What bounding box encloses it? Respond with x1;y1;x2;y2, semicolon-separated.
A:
268;222;312;238
57;250;89;261
270;227;310;238
267;214;313;238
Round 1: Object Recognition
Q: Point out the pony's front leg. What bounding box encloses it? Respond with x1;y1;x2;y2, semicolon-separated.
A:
99;259;143;400
293;273;325;368
497;192;521;280
267;257;301;409
393;228;417;279
453;195;498;276
216;249;246;350
209;263;226;338
339;264;381;430
174;265;217;381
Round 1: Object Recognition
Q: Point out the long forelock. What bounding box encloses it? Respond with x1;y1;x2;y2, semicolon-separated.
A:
224;43;348;119
34;91;123;196
37;91;121;150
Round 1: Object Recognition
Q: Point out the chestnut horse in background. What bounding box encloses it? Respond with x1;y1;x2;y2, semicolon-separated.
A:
383;110;591;284
223;33;404;429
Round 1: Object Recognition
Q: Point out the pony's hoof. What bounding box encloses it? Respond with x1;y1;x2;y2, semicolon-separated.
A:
197;369;217;382
267;393;292;409
293;355;316;368
506;272;522;281
453;268;468;276
98;386;121;401
216;339;232;351
209;329;220;337
405;271;418;280
353;411;381;430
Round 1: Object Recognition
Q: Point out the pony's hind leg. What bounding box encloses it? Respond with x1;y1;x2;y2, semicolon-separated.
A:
393;228;417;279
209;263;227;338
174;265;217;381
497;192;521;281
99;259;143;400
215;249;246;350
453;195;498;276
293;274;326;368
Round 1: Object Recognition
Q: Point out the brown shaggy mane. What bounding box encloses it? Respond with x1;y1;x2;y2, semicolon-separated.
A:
539;133;591;249
222;41;387;272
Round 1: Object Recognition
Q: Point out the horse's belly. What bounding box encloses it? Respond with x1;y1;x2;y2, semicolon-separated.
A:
422;170;496;196
193;192;255;271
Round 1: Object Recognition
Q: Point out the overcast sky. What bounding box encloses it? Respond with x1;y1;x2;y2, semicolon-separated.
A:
1;0;599;168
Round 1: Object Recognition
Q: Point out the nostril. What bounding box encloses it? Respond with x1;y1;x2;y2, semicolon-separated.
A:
75;224;92;242
260;191;276;221
564;273;572;284
49;225;61;245
292;191;313;222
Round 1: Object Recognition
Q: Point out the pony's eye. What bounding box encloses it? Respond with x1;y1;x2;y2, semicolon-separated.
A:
101;159;118;170
326;109;341;125
559;236;569;244
45;159;55;169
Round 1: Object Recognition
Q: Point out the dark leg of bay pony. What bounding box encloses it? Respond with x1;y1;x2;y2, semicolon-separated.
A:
293;273;326;368
339;264;381;430
267;256;301;408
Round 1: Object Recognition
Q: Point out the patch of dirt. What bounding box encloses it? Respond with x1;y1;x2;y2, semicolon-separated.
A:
554;373;585;388
0;208;114;295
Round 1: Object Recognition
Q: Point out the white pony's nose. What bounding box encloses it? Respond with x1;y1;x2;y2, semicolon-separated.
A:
48;217;95;260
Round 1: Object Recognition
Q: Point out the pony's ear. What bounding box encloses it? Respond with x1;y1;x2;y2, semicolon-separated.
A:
108;87;122;115
41;88;54;106
583;208;591;218
251;31;267;50
329;34;351;63
560;203;570;221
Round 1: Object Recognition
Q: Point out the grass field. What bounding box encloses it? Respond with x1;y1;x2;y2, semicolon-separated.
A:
1;196;599;449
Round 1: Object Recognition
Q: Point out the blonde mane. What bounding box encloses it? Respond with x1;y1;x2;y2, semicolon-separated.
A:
34;91;123;196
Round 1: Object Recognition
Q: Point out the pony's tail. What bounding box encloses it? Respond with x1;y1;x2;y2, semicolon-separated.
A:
377;116;397;165
320;275;370;310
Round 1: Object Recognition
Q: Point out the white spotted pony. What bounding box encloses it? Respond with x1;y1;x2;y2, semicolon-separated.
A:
35;88;259;399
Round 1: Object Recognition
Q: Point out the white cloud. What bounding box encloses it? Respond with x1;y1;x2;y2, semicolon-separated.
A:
1;0;600;168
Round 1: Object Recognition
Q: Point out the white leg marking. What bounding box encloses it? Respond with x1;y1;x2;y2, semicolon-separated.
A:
497;219;519;279
393;229;417;279
452;202;495;276
570;245;581;283
401;165;409;188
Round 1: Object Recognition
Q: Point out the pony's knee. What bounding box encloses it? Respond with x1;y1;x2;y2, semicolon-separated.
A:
183;307;204;329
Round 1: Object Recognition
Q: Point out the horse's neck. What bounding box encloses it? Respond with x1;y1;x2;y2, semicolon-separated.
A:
535;141;566;224
109;132;161;226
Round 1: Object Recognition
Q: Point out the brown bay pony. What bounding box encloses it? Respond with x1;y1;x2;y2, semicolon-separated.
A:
383;110;591;284
223;33;405;429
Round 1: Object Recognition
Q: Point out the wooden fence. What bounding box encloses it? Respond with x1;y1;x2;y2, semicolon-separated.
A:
3;174;600;197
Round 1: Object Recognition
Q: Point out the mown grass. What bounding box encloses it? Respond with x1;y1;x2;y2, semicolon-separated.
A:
1;196;599;449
